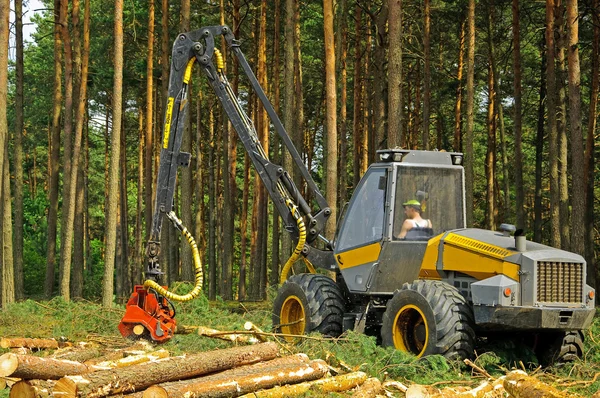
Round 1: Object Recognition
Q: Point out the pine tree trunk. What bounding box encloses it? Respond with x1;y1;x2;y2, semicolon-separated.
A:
546;0;561;247
270;0;281;288
71;158;85;299
2;141;14;306
239;154;250;299
338;0;349;208
465;0;475;226
485;5;496;230
145;0;156;242
566;0;585;257
208;105;217;300
119;111;130;299
324;0;337;240
102;0;123;308
281;0;295;268
352;5;363;188
513;0;525;230
585;0;599;284
454;20;465;153
134;108;144;286
180;0;194;283
58;0;75;300
556;0;570;250
388;0;402;148
219;0;234;299
534;37;547;243
13;0;24;301
422;0;431;150
45;0;62;298
373;3;387;156
257;0;269;299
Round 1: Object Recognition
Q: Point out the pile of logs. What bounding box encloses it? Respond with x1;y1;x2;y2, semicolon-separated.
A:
0;334;594;397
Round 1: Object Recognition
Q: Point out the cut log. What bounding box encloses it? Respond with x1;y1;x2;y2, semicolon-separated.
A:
122;354;312;398
351;377;382;397
503;370;568;398
0;353;92;379
137;359;328;398
197;326;259;344
142;386;169;398
9;379;54;398
0;338;59;350
174;325;199;335
94;349;169;368
53;341;279;397
383;380;409;394
237;371;368;397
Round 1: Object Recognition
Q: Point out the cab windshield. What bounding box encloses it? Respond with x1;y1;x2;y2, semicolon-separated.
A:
393;165;464;239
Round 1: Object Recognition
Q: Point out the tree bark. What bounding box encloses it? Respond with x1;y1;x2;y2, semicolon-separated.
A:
270;0;281;288
353;5;363;188
422;0;431;150
454;20;465;153
534;36;547;243
546;0;561;247
387;0;402;148
45;0;63;299
337;0;349;208
58;0;75;300
372;3;387;156
53;343;279;398
102;0;123;308
323;0;338;240
566;0;584;257
512;0;525;231
13;0;25;301
145;0;156;242
2;130;14;305
0;353;92;379
0;338;59;350
208;104;217;300
141;360;327;398
585;0;599;285
237;371;368;397
465;0;475;226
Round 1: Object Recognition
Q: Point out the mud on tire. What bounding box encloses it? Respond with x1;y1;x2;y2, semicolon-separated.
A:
272;274;345;340
381;279;475;360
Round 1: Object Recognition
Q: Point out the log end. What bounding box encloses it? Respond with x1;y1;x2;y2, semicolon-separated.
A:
142;385;169;398
0;353;18;377
53;377;78;397
9;380;36;398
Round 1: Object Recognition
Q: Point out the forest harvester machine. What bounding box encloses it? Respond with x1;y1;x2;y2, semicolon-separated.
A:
118;25;595;364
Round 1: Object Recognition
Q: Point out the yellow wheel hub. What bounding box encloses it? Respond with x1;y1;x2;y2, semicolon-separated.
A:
392;304;429;357
280;295;306;340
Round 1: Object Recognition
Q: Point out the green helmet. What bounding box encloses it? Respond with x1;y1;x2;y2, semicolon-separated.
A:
402;199;421;207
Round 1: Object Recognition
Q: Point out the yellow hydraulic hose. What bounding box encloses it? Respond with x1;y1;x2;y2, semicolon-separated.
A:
280;199;309;284
143;212;203;302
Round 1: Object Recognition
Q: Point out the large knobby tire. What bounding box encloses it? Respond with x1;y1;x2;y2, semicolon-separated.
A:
272;274;345;341
536;331;584;366
381;280;475;360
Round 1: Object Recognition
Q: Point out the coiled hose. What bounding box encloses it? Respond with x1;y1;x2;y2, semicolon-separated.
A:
279;199;311;284
143;211;203;302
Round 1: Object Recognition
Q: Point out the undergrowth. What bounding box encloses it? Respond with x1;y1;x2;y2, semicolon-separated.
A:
0;290;598;397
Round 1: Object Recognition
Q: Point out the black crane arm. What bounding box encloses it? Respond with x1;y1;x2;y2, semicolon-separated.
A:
145;25;332;283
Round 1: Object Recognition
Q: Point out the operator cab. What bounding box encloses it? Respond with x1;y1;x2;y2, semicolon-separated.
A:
333;149;466;294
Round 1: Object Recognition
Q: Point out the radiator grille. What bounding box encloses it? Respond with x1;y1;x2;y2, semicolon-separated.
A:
537;261;583;304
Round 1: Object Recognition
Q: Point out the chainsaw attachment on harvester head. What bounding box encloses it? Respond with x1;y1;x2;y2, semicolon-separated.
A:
118;285;176;343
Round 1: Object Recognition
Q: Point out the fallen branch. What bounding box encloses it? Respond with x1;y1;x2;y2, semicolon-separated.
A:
244;321;268;342
464;358;493;380
0;353;93;380
197;326;260;344
237;371;368;397
53;342;279;397
0;338;59;350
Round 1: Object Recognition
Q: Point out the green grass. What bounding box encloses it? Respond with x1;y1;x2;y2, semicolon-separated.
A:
0;291;598;397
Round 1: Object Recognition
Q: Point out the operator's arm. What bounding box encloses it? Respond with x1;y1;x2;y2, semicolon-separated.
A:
397;219;412;239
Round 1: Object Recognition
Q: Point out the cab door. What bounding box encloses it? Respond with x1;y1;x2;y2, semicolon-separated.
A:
334;167;388;292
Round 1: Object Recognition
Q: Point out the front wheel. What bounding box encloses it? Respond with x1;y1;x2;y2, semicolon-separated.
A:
272;274;345;341
381;280;475;360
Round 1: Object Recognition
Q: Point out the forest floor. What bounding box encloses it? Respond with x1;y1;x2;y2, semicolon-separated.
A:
0;283;599;397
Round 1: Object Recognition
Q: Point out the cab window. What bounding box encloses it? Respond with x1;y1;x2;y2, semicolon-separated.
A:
336;168;386;251
393;165;464;239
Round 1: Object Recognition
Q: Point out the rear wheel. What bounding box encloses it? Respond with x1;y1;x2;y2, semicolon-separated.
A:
536;331;584;366
272;274;345;341
381;280;475;359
